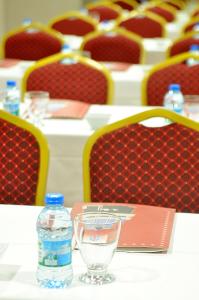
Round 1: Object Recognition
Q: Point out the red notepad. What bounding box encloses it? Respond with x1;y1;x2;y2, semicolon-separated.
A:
102;62;132;71
0;59;21;68
71;202;176;252
47;99;90;119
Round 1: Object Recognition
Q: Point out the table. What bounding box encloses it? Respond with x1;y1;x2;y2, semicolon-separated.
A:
0;61;152;106
0;204;199;300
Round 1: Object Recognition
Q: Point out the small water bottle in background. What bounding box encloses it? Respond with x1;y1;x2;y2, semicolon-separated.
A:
36;193;73;288
22;18;32;26
187;44;199;66
3;80;20;116
163;84;184;114
61;43;71;54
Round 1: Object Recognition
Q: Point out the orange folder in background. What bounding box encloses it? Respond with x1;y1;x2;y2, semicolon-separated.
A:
71;202;176;252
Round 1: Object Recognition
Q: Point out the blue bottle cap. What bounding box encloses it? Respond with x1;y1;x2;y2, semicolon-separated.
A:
169;84;181;91
6;80;16;88
45;193;64;205
190;44;199;51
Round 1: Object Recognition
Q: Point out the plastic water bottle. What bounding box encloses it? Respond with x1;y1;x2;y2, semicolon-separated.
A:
163;84;184;114
3;80;20;116
22;18;32;26
187;44;199;66
36;193;73;288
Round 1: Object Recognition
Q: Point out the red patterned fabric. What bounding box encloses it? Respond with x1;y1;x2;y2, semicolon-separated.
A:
5;31;62;61
82;33;142;63
51;18;96;36
146;6;175;22
146;64;199;106
26;61;108;104
119;16;163;38
88;123;199;213
114;1;135;11
0;118;40;205
88;6;120;21
169;37;199;57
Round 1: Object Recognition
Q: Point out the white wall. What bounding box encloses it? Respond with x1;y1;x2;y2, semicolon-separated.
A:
3;0;84;33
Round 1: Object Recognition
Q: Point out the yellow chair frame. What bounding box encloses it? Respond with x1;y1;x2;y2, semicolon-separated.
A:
141;52;199;106
0;109;49;206
80;27;145;64
166;30;199;58
160;0;185;10
181;16;199;35
48;11;98;32
21;52;114;104
1;22;64;59
116;10;167;38
83;107;199;202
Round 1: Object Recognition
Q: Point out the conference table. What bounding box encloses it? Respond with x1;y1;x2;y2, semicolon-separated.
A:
0;204;199;300
0;60;152;106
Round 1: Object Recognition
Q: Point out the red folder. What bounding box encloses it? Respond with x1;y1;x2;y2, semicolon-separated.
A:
71;202;176;252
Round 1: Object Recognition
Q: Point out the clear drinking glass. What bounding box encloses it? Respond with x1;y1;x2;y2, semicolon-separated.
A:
74;212;121;285
24;91;49;127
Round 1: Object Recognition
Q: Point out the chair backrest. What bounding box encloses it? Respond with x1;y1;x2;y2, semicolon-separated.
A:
49;11;98;36
192;8;199;18
142;52;199;106
83;108;199;213
116;11;166;38
111;0;138;11
86;1;122;21
0;109;49;206
22;53;113;105
1;22;64;61
80;28;145;64
182;16;199;34
161;0;185;10
145;4;176;22
167;31;199;57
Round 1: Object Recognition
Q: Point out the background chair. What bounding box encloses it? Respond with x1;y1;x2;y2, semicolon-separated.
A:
167;31;199;57
116;11;166;38
0;109;49;206
49;11;98;36
111;0;138;11
142;52;199;106
22;53;113;105
160;0;185;10
83;108;199;213
86;1;122;22
80;28;145;64
145;3;176;22
1;22;64;61
182;16;199;34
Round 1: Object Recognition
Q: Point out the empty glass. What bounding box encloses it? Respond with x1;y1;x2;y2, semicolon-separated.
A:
24;91;49;127
74;212;121;285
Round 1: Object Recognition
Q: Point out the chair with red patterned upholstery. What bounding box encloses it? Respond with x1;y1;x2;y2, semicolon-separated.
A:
141;52;199;106
83;108;199;213
145;3;176;23
1;22;64;61
49;11;98;36
181;16;199;34
80;28;145;64
86;1;122;22
116;11;166;38
167;31;199;57
0;109;49;206
111;0;138;11
22;53;113;105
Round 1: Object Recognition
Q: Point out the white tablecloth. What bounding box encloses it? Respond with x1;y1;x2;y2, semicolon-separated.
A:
0;204;199;300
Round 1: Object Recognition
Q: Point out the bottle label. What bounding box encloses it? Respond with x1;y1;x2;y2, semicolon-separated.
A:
38;239;72;267
3;101;20;116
